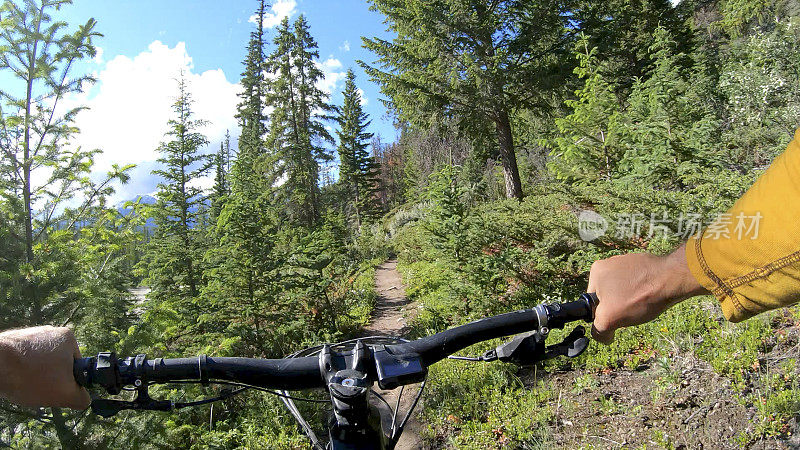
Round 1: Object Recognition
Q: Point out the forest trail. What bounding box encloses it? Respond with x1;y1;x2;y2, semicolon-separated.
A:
364;260;426;450
364;260;413;336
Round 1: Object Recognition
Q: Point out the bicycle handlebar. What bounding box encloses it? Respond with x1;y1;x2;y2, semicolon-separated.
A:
74;293;597;393
390;293;596;365
73;355;322;392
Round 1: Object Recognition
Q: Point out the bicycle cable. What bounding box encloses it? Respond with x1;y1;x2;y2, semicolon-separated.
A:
161;380;330;404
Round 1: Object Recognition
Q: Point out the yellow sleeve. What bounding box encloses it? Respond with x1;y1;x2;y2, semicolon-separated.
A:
685;128;800;322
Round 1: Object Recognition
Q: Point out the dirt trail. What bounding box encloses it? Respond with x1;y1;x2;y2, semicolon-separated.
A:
364;260;426;450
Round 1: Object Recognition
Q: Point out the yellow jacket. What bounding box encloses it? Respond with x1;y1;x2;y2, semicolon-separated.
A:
686;129;800;322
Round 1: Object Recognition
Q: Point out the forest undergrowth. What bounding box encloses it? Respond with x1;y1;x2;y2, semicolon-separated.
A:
389;187;800;449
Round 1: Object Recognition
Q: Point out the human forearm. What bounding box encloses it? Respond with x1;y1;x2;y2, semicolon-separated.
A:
685;129;800;322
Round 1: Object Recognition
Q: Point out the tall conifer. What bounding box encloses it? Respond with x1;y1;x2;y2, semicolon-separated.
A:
211;132;231;221
266;16;334;227
336;70;379;227
144;76;210;303
201;0;282;356
362;0;574;200
0;1;137;445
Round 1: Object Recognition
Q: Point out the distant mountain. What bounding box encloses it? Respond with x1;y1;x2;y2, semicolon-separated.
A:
117;195;158;229
116;194;211;231
116;194;157;211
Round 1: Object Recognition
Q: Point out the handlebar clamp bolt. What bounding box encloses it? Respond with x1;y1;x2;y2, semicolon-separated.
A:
540;327;549;336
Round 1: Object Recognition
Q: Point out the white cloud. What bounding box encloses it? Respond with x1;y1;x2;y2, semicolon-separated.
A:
188;174;216;192
249;0;297;28
358;88;368;106
317;57;346;95
323;57;343;70
339;40;351;52
63;41;240;201
319;56;342;72
93;47;104;65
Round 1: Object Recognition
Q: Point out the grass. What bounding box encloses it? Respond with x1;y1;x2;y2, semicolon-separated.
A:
421;358;555;449
333;256;384;335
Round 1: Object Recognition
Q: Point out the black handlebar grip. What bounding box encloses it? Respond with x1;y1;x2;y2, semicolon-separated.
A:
540;294;597;330
580;293;599;321
556;294;596;323
74;357;95;387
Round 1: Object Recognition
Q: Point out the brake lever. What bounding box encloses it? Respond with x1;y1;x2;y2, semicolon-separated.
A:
487;325;590;365
90;352;173;418
543;326;590;359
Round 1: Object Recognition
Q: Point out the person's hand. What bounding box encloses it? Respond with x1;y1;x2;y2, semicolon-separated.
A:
0;326;91;409
588;243;709;344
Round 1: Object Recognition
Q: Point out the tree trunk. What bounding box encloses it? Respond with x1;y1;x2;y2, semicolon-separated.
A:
23;26;40;265
494;109;524;199
51;408;79;450
353;180;362;229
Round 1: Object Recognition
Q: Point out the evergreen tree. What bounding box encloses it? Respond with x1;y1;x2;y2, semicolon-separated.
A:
547;38;624;182
235;0;267;168
0;1;138;446
264;17;294;190
548;30;722;188
142;76;210;313
362;0;573;200
266;16;334;227
336;69;379;227
573;0;694;93
615;28;721;188
229;0;271;217
704;0;799;36
210;131;231;221
201;1;283;356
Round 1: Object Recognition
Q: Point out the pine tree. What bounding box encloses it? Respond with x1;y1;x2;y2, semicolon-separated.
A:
547;37;623;182
336;70;379;227
143;76;210;307
573;0;694;93
211;131;231;221
362;0;574;200
231;0;271;206
266;16;334;227
201;1;283;356
616;28;721;188
0;1;137;446
235;0;267;168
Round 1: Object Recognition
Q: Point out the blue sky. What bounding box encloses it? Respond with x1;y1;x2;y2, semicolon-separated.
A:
51;0;396;201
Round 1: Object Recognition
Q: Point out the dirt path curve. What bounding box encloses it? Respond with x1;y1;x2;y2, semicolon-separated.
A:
363;260;426;450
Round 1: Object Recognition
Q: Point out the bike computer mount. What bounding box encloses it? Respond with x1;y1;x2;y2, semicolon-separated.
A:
319;340;426;447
